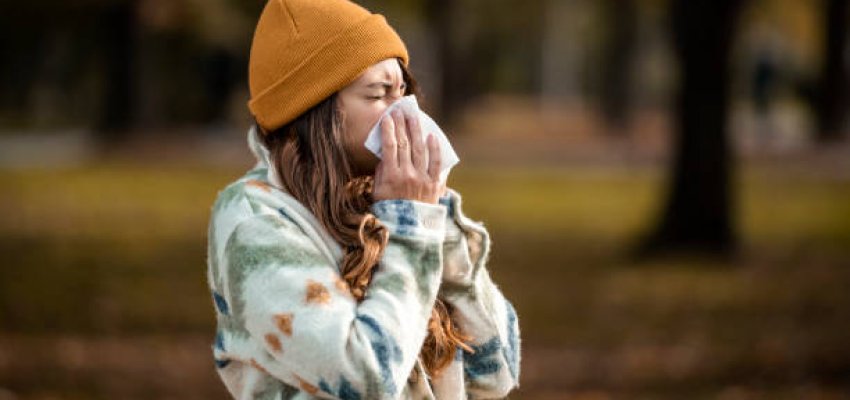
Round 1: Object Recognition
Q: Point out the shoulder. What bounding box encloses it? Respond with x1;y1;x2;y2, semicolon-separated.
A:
209;170;306;249
212;167;294;218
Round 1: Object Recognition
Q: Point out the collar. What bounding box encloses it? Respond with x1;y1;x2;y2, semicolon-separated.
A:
245;124;344;266
247;124;285;189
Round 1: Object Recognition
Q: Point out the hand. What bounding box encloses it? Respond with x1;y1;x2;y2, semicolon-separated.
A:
373;108;445;204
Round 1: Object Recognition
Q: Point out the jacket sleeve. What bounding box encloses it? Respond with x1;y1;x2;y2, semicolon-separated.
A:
222;197;447;399
437;188;521;399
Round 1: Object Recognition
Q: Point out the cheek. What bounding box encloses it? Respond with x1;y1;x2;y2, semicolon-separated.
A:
347;104;386;145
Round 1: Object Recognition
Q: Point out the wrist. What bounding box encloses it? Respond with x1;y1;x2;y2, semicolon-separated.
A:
371;199;447;240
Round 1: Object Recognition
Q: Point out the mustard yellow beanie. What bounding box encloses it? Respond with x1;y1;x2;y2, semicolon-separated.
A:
248;0;409;133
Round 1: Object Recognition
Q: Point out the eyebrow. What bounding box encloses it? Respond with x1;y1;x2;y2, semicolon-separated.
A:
366;81;407;90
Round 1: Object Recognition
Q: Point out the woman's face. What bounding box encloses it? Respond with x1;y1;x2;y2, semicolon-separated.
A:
337;58;407;176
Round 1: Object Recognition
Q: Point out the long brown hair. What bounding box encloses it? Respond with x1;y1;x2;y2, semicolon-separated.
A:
259;59;472;378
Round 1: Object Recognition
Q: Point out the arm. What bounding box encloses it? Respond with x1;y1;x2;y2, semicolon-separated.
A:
223;198;447;399
438;188;521;399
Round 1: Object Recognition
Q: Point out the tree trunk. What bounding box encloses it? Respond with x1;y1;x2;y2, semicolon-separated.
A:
425;0;480;125
599;0;638;133
96;1;137;141
816;0;850;142
636;0;745;258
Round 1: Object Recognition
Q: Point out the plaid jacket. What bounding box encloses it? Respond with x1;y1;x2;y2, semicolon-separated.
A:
206;126;520;399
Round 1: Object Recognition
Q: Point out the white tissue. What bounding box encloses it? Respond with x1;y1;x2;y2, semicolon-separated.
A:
364;95;459;183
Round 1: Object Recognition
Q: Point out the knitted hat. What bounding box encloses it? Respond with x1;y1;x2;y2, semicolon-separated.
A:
248;0;409;132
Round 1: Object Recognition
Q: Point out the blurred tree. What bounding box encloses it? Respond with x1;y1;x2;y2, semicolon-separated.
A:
422;0;544;124
0;3;104;130
424;0;498;125
0;0;254;137
599;0;638;133
816;0;850;142
0;13;44;127
95;1;139;141
637;0;746;257
199;46;239;125
227;0;266;20
424;0;467;123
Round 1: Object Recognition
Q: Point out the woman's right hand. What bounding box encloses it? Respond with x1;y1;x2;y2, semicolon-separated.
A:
372;108;445;204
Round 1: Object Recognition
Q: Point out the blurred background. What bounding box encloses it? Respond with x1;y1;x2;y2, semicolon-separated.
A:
1;0;849;398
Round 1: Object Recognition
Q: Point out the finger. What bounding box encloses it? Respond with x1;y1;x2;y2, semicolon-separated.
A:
392;109;411;168
406;111;426;172
426;132;442;182
380;116;397;169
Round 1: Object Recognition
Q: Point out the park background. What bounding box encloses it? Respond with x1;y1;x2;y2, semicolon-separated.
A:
1;0;849;398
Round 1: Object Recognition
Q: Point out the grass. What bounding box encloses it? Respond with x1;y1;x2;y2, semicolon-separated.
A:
0;160;848;399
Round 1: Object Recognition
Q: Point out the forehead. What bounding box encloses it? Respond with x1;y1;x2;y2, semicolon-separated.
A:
355;58;402;85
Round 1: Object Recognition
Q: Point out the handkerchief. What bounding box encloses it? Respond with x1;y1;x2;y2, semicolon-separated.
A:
364;95;459;183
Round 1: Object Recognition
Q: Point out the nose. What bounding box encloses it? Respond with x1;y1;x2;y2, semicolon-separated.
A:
390;86;407;102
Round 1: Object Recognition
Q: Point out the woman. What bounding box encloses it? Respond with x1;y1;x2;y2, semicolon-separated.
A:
206;0;520;398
